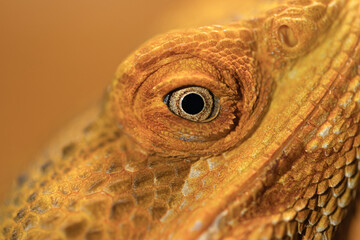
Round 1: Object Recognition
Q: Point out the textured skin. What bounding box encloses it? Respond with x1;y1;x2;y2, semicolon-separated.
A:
1;0;360;239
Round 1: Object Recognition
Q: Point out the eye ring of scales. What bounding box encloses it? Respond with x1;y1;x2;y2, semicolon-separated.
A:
1;0;360;239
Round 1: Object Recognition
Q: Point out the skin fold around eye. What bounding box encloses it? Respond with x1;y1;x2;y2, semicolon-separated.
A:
111;25;271;156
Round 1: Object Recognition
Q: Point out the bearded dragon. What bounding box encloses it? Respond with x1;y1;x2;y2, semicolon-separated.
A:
1;0;360;239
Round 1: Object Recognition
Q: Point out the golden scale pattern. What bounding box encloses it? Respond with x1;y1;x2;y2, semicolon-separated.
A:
206;2;360;239
0;0;360;239
0;118;196;240
226;73;360;239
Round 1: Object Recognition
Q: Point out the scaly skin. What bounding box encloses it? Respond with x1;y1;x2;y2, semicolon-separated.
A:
1;0;360;239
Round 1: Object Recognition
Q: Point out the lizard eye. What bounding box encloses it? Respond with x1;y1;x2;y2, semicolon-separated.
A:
164;86;220;122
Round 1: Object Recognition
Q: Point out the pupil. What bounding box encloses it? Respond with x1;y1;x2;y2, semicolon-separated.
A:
181;93;205;115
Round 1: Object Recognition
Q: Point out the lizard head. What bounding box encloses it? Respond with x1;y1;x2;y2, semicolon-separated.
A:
108;0;360;238
1;0;359;239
